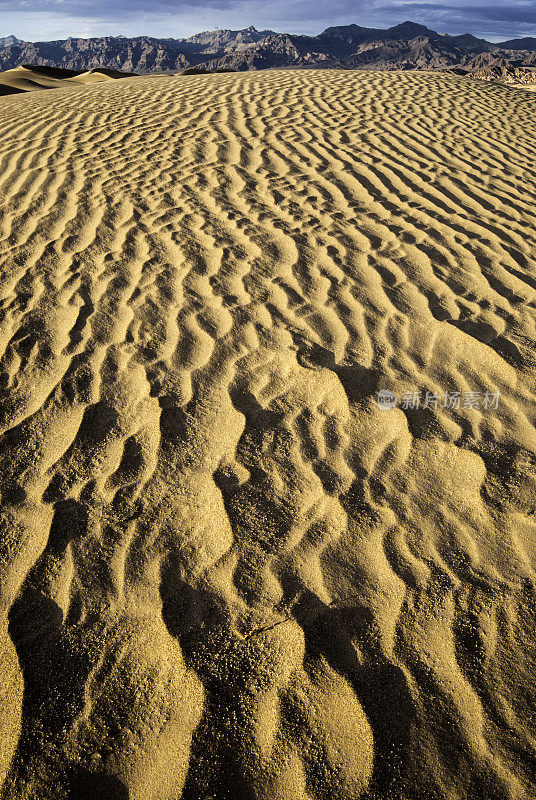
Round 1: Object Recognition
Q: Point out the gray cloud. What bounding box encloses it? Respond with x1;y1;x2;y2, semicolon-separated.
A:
2;0;354;17
381;1;535;23
369;0;535;37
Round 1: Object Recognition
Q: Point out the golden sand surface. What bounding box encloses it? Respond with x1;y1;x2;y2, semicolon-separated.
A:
0;66;120;95
0;69;535;800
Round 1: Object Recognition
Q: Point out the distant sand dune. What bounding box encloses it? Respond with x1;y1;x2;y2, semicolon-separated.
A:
0;65;136;96
0;70;535;799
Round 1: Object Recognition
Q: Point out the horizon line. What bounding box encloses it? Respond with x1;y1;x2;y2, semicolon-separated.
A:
1;20;534;46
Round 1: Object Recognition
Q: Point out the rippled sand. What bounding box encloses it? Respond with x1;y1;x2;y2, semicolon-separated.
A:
0;69;536;800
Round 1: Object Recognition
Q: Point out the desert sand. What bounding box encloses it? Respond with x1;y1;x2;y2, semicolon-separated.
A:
0;69;535;799
0;66;134;96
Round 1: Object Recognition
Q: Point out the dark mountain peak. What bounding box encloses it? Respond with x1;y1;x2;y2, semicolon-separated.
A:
0;35;20;48
386;21;438;38
450;33;482;43
446;32;491;51
319;23;374;37
315;23;382;55
317;21;440;51
183;26;269;44
498;37;536;51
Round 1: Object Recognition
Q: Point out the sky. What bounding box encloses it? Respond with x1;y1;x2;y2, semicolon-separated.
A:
0;0;535;43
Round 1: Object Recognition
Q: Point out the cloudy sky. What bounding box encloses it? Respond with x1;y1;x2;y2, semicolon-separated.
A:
1;0;535;43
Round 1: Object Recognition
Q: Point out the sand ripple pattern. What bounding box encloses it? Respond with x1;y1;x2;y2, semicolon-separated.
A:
0;70;536;799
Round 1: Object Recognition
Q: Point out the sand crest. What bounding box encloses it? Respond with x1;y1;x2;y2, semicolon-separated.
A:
0;66;135;96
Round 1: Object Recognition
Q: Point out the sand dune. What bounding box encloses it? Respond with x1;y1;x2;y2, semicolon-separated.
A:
0;69;535;799
0;66;136;96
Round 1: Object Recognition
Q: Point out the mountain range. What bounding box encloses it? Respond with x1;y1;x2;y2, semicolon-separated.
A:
0;22;536;74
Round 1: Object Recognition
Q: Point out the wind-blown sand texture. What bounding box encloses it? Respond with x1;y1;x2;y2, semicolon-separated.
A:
0;69;535;800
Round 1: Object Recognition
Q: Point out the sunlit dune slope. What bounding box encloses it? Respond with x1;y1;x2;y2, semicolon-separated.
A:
0;65;136;95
